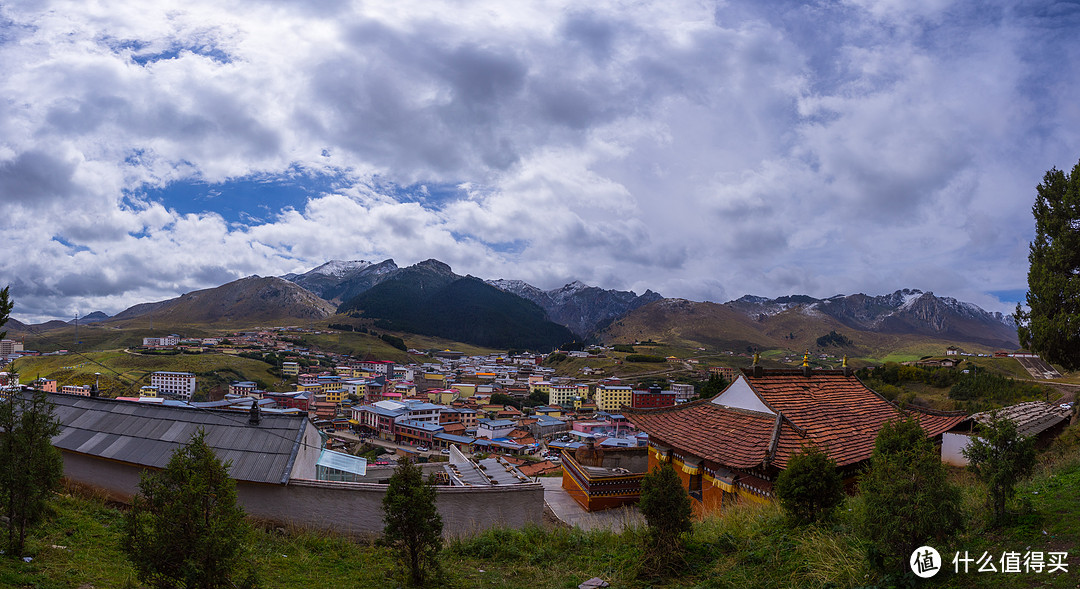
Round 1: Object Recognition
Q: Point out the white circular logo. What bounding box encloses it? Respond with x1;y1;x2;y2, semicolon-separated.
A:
910;545;942;578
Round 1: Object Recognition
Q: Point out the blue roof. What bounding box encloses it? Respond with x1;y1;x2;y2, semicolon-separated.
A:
396;419;444;433
478;418;515;428
434;433;475;444
599;437;637;448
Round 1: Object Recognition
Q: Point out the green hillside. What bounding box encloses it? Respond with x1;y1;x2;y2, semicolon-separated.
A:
10;350;289;399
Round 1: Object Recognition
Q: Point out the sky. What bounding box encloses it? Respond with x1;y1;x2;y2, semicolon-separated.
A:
1;0;1079;323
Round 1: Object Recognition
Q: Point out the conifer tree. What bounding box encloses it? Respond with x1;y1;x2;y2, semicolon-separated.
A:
1015;159;1080;370
122;429;252;589
638;461;693;576
0;390;63;556
962;413;1035;525
858;417;961;573
382;456;443;586
775;445;843;525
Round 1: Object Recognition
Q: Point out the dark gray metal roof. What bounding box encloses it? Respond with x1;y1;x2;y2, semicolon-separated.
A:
972;401;1072;438
42;392;315;485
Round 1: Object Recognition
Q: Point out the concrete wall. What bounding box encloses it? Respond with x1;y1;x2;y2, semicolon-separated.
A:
942;431;973;466
60;451;544;537
587;447;649;471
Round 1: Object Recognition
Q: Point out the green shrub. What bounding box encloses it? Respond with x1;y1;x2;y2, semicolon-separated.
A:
963;413;1036;525
858;417;962;573
625;354;666;363
638;462;692;577
775;445;843;525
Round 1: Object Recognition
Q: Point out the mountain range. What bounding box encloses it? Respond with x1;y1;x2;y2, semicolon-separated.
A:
598;289;1019;353
108;276;335;325
335;259;576;350
5;258;1020;353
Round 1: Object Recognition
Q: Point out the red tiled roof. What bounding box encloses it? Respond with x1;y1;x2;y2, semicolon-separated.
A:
743;370;967;466
626;369;968;470
625;403;778;469
518;461;560;477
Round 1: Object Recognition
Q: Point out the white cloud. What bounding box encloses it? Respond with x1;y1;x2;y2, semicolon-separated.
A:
1;0;1077;322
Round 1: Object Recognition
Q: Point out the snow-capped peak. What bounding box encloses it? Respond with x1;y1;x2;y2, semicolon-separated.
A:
899;289;925;309
311;260;373;277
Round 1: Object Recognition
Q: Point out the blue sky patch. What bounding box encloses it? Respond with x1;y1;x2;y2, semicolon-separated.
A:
989;289;1027;304
132;44;233;66
128;169;345;225
373;178;469;209
51;236;90;253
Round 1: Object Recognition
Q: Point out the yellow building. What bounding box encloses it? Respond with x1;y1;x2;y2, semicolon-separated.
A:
282;361;300;377
576;383;592;400
529;381;552;396
324;388;345;405
453;383;477;397
596;385;633;412
428;388;458;404
548;384;578;407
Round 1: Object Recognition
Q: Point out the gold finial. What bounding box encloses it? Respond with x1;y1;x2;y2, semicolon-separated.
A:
802;351;810;367
842;355;848;368
753;352;760;365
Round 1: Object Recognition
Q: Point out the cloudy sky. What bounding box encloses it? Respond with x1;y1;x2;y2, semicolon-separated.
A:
1;0;1078;323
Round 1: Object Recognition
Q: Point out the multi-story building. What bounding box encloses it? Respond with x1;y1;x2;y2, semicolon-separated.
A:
477;418;516;440
61;384;92;396
548;384;579;407
394;419;445;446
595;385;633;412
150;371;196;400
32;378;57;393
0;340;24;355
229;381;259;397
351;400;444;441
142;334;181;347
632;385;677;409
265;391;310;411
324;388;345;405
708;366;738;382
282;361;300;377
670;383;696;402
359;360;394;375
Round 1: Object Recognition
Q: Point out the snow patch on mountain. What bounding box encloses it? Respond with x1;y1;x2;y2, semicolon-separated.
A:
311;260;374;277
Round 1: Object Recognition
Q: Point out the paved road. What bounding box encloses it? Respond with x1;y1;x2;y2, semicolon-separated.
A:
539;477;642;532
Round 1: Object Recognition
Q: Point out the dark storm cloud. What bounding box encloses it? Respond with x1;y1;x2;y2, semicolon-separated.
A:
0;151;77;203
561;11;618;63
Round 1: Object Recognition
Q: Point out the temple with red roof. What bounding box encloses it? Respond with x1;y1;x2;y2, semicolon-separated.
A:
623;358;968;514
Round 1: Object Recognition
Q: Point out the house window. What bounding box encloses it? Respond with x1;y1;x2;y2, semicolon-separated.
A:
689;472;703;501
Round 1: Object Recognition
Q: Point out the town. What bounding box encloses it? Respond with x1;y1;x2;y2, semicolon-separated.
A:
2;324;1075;539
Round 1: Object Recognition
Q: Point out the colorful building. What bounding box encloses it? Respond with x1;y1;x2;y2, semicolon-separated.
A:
595;385;633;412
624;366;968;514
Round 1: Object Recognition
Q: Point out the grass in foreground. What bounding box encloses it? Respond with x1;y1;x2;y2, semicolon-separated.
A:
4;425;1078;588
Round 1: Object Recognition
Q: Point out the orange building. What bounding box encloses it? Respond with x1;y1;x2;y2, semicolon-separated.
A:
624;365;967;515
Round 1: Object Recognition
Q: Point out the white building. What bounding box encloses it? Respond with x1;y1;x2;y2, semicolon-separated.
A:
0;340;23;355
150;371;196;400
142;334;181;347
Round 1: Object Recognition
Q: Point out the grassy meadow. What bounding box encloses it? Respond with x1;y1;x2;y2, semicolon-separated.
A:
3;421;1077;588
